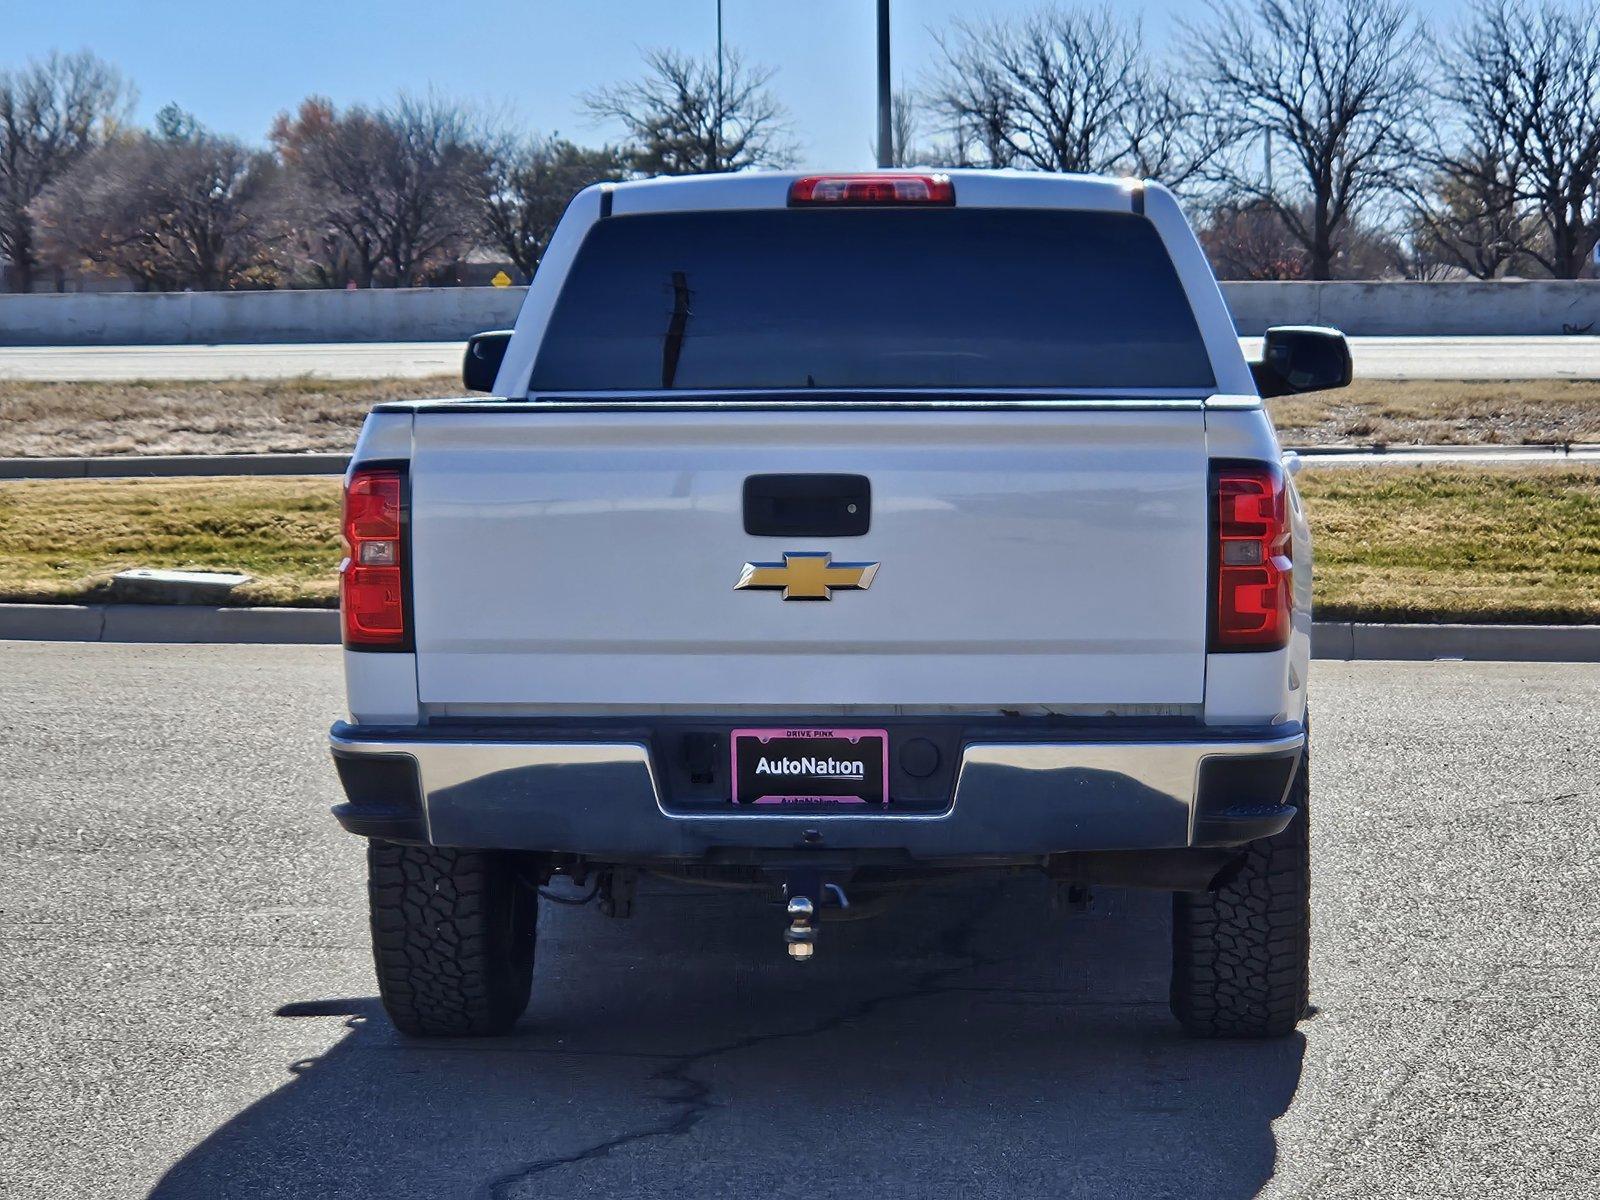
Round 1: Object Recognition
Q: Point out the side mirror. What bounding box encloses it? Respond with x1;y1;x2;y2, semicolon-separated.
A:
1251;326;1352;398
463;330;513;393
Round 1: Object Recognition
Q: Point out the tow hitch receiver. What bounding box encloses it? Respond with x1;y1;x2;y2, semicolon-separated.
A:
775;869;851;961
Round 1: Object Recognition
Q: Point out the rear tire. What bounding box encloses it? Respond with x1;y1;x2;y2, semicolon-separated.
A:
1170;731;1311;1038
367;841;537;1038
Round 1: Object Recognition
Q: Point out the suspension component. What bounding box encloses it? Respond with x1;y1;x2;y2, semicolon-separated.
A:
597;867;637;918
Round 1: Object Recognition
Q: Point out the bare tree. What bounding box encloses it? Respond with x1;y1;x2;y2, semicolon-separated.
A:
867;89;934;167
0;51;131;291
34;117;287;290
1440;1;1600;279
1198;201;1309;279
472;135;625;280
885;88;919;167
1200;195;1407;278
927;5;1228;193
380;96;491;285
272;98;385;286
1405;1;1544;279
1192;0;1432;279
1405;165;1538;279
583;48;793;174
273;94;486;287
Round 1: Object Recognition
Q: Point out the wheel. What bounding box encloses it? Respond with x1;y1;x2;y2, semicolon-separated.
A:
1170;729;1311;1038
367;841;537;1037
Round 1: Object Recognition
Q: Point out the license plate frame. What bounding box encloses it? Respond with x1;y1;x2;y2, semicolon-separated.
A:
730;727;889;806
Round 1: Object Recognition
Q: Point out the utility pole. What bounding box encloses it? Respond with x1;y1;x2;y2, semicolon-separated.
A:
876;0;893;168
714;0;724;171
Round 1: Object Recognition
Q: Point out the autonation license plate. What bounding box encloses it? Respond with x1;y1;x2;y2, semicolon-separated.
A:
731;727;889;806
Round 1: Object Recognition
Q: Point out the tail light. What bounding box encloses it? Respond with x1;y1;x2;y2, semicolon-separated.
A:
789;173;955;206
341;466;408;649
1210;462;1292;651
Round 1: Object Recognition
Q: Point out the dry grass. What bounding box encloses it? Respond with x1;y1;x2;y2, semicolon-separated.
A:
2;468;1597;623
1269;379;1600;446
2;377;1600;458
1296;466;1600;622
0;476;340;606
0;376;457;458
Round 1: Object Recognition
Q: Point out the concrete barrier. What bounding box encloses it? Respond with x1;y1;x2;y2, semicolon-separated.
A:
0;287;526;346
1;280;1597;345
1222;280;1600;336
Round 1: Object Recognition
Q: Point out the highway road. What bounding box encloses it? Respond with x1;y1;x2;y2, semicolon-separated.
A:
2;642;1595;1199
0;336;1598;381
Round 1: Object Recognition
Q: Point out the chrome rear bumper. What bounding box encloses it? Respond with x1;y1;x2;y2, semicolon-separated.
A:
329;720;1303;860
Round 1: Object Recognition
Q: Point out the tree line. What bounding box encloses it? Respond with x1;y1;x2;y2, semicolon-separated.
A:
1;0;1597;292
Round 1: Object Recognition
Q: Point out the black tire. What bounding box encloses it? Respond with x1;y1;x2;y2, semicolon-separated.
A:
367;841;537;1038
1170;732;1311;1038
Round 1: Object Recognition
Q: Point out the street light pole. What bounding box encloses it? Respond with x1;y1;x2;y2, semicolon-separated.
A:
876;0;892;168
714;0;724;171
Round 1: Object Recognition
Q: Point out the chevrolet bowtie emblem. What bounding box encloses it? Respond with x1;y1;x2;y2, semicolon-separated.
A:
735;552;879;601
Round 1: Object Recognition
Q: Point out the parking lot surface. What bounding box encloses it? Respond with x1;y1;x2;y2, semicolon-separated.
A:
1;643;1595;1198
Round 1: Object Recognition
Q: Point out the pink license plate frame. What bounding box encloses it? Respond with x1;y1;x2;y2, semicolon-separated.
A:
730;727;890;806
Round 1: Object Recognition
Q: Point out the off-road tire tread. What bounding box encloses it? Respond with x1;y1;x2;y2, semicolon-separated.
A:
1170;733;1311;1038
367;841;536;1038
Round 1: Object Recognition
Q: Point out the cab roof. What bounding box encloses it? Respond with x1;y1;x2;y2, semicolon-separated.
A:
597;168;1146;216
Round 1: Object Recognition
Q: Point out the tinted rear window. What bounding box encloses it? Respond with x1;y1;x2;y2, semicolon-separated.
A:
530;208;1214;392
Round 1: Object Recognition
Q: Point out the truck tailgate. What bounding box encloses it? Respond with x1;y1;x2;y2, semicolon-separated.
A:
408;406;1210;711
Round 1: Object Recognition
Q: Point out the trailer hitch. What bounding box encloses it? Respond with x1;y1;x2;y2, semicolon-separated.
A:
775;869;850;961
785;895;817;960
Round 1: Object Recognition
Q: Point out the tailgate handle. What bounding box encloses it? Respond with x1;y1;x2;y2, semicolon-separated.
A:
743;474;870;537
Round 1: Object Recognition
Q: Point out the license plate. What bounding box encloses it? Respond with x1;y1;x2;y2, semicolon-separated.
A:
731;727;889;806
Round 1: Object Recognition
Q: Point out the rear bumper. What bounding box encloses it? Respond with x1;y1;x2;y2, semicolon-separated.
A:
328;719;1303;862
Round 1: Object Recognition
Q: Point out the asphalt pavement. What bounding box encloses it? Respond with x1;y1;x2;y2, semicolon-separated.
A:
1;643;1596;1199
1;336;1598;381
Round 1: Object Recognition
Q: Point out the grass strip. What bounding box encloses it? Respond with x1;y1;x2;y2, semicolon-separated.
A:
1297;465;1600;623
0;376;458;458
0;476;340;607
1268;379;1600;447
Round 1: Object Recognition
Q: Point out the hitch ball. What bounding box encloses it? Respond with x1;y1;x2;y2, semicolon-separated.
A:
785;894;816;961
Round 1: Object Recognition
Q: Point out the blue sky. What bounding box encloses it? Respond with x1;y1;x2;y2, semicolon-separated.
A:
5;0;1462;167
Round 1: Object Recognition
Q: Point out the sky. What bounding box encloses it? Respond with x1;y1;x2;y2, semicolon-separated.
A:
4;0;1465;168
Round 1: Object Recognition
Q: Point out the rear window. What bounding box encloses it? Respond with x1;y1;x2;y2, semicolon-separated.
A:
529;207;1214;392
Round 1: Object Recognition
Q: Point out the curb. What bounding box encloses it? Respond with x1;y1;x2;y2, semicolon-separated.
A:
1308;621;1600;662
2;603;1597;661
0;603;337;644
1297;442;1598;456
0;453;349;480
1294;446;1600;467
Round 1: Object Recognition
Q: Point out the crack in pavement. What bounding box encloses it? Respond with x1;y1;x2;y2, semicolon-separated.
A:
476;880;1016;1199
1291;962;1514;1199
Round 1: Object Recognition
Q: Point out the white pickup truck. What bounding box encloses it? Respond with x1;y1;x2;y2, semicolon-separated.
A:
328;170;1351;1041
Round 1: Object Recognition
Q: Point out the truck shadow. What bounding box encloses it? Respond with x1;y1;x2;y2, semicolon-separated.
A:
150;875;1305;1200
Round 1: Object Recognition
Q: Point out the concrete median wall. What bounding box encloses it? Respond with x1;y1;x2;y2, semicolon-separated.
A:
0;286;527;346
1223;280;1600;336
1;279;1597;346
